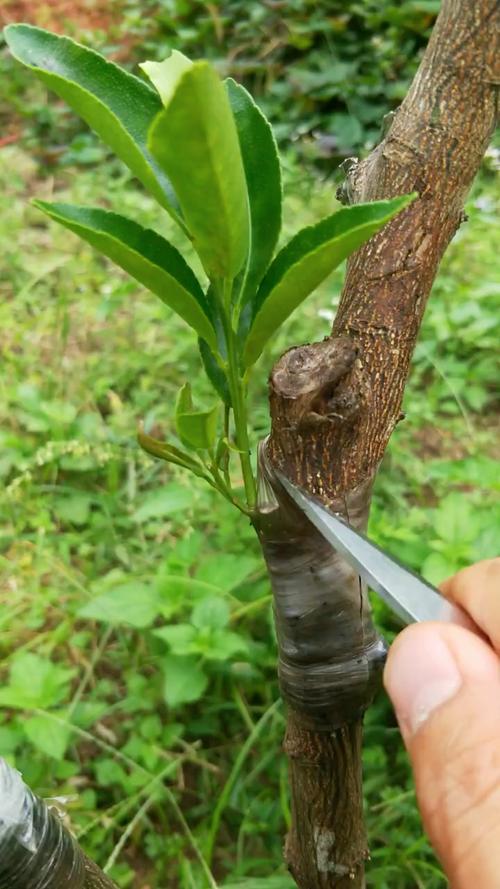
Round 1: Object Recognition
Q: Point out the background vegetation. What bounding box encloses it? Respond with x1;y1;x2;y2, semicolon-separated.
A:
1;2;498;887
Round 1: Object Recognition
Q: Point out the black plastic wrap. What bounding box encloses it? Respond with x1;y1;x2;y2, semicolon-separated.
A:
0;758;115;889
256;441;386;730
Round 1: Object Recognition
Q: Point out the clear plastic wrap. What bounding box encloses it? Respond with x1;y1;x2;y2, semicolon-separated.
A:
256;441;386;731
0;758;116;889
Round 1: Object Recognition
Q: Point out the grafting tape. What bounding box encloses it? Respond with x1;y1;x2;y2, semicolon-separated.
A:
256;440;386;730
0;758;85;889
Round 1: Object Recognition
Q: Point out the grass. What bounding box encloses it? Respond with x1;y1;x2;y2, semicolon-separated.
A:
0;95;499;889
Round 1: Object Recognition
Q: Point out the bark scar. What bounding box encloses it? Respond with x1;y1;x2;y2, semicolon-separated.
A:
270;336;363;433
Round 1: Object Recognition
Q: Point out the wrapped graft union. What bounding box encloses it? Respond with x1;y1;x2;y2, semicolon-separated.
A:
0;758;116;889
256;441;386;731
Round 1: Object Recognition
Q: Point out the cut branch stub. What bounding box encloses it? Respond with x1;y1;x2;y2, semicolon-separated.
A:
267;335;372;500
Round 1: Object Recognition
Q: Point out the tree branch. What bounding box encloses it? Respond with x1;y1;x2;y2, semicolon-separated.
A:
331;0;499;492
259;0;499;886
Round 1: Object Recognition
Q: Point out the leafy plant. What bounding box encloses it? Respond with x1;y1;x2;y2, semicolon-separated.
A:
1;124;497;885
5;23;413;517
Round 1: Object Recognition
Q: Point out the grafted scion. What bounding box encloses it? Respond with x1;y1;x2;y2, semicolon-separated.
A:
267;335;371;497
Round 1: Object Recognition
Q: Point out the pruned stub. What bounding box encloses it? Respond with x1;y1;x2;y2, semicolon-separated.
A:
268;335;370;500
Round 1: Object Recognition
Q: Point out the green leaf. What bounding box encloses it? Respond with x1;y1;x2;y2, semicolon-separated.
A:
78;582;161;628
148;62;249;279
24;713;71;761
226;78;282;304
140;51;193;107
175;383;219;450
195;553;260;591
52;493;92;525
206;630;247;661
422;553;455;586
163;655;208;707
156;576;225;619
176;409;219;450
33;202;216;348
242;194;415;366
192;598;230;630
138;426;209;478
154;624;197;655
176;381;194;414
434;495;479;544
0;654;74;710
4;24;178;218
198;338;231;406
132;484;194;522
95;758;129;788
198;284;231;406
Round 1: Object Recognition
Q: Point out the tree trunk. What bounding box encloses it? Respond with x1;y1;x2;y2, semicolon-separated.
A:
256;0;499;886
0;757;117;889
84;859;119;889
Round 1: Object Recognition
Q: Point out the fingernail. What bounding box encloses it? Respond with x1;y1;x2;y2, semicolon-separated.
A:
384;628;462;739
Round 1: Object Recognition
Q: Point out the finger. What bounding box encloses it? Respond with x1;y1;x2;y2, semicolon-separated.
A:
440;558;500;652
384;622;500;889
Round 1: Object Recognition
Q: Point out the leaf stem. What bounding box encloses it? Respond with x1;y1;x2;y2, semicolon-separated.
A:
219;278;257;511
207;452;251;516
222;404;231;489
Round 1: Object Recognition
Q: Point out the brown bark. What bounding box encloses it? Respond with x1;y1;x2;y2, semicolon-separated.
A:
262;0;499;886
84;858;119;889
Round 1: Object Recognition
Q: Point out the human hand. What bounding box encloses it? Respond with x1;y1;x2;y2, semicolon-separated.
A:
384;558;500;889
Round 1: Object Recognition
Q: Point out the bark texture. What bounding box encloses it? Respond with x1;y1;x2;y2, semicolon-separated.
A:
84;858;119;889
261;0;499;886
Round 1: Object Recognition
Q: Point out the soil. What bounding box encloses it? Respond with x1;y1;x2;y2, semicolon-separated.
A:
1;0;139;146
0;0;120;34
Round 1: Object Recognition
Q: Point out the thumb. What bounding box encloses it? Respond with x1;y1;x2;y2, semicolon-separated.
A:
384;623;500;889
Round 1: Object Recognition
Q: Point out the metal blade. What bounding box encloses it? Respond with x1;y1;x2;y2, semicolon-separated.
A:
279;475;463;625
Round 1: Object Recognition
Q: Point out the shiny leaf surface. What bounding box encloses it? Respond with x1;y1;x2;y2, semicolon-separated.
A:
243;194;415;366
34;202;216;347
4;24;179;217
226;78;282;305
148;62;249;279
